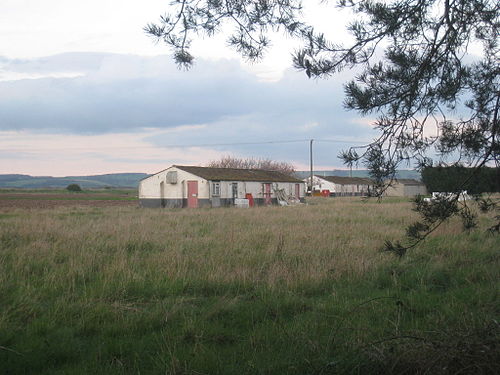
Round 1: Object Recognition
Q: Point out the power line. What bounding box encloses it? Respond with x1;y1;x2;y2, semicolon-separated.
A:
316;138;368;145
1;137;369;152
158;139;309;148
2;140;305;152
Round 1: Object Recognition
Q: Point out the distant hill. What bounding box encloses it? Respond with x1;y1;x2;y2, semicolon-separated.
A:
1;169;421;189
0;173;149;189
295;169;421;180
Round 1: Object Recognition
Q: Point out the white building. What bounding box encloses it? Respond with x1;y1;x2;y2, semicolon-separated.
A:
304;175;374;196
139;165;305;208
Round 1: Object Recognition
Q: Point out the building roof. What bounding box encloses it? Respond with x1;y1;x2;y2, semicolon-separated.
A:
314;175;373;185
175;165;303;183
393;179;424;185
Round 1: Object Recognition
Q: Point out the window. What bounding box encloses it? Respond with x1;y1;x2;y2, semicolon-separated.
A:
166;171;177;184
212;182;220;196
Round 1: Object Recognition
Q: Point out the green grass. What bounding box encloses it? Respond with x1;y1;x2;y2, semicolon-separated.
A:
0;188;137;195
0;198;498;374
0;188;138;201
0;195;137;201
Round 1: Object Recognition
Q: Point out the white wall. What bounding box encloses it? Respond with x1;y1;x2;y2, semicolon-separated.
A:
404;184;427;196
139;166;209;199
305;176;372;195
385;183;427;197
304;176;337;192
212;181;304;199
316;177;337;192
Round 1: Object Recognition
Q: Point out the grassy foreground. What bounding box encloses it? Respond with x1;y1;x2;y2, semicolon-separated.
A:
0;197;498;374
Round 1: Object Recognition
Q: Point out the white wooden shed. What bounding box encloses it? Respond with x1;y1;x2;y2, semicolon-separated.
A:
139;165;305;208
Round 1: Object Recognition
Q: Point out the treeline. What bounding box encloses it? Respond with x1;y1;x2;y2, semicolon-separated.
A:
207;156;296;176
422;166;500;194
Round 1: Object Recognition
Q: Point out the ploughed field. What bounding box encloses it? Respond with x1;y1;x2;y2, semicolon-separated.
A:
0;192;498;374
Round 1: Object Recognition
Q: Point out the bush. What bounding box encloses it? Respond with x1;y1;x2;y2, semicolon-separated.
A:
422;166;500;194
66;184;82;192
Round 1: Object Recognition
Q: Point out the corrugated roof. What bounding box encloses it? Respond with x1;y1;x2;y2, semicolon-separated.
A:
394;179;424;185
315;175;373;185
175;166;303;183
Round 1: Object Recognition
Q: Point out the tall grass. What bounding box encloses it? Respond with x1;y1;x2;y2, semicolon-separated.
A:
0;197;498;374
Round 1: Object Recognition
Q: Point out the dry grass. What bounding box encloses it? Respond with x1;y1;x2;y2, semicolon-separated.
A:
0;196;498;374
1;197;416;290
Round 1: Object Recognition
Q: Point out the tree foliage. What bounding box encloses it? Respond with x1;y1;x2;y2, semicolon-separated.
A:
66;184;82;192
146;0;499;253
207;156;296;175
422;166;500;194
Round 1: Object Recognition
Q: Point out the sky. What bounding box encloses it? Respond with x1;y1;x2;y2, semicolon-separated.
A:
0;0;378;176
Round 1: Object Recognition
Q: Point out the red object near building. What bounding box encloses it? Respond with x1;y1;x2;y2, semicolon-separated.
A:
321;189;330;197
245;193;254;207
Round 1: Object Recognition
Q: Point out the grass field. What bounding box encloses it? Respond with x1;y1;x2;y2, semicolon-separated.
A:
0;189;137;209
0;192;498;374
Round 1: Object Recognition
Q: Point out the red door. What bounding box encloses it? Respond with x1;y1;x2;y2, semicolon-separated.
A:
187;181;198;208
264;183;272;205
295;184;300;200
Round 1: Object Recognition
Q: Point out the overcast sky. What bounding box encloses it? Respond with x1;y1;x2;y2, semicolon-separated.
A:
0;0;377;176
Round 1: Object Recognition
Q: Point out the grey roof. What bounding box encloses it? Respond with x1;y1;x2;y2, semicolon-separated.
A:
175;166;303;183
394;179;424;185
315;175;373;185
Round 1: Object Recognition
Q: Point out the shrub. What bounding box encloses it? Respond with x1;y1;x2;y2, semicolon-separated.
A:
421;166;500;194
66;184;82;192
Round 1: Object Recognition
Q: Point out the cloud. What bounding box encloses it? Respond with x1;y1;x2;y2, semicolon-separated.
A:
0;53;368;134
0;53;279;133
0;52;376;173
0;128;227;176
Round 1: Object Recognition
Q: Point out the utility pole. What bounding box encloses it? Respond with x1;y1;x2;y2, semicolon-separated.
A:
309;139;313;195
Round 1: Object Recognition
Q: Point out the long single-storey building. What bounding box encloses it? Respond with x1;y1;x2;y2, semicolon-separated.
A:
384;179;427;197
304;175;374;196
139;165;305;208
